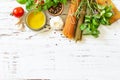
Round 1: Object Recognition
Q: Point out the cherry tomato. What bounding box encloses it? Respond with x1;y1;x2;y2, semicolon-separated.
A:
11;7;24;18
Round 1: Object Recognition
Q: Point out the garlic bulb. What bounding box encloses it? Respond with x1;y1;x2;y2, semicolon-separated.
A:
50;16;64;30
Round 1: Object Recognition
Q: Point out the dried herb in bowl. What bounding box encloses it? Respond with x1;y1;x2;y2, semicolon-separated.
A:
48;3;64;16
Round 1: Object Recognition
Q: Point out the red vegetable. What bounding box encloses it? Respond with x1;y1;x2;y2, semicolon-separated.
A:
11;7;24;18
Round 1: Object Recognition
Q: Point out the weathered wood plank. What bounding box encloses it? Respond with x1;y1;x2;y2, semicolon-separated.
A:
0;0;120;80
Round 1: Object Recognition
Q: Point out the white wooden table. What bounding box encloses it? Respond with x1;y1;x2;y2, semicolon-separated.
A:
0;0;120;80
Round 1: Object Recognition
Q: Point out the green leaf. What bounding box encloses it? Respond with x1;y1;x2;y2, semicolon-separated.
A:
92;30;100;34
105;12;113;18
92;30;100;38
92;19;99;26
85;15;91;19
91;24;96;31
97;4;105;10
105;6;112;12
61;0;67;4
80;24;87;30
93;14;101;19
53;0;58;3
43;5;48;10
100;10;105;16
25;0;67;11
100;16;109;25
26;2;32;11
25;0;35;11
92;34;99;38
48;2;54;8
83;27;92;35
85;18;91;23
100;19;106;25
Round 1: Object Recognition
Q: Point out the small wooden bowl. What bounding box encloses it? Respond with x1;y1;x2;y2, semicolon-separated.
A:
47;3;64;16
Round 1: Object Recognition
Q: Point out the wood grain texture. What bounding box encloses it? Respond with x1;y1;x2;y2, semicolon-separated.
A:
0;0;120;80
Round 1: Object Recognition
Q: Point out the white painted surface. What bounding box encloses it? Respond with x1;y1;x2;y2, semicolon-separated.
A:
0;0;120;80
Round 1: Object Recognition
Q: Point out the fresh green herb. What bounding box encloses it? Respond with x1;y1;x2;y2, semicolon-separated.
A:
25;0;67;11
76;0;113;38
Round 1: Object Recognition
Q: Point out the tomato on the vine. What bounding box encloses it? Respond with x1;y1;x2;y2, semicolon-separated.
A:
11;7;24;18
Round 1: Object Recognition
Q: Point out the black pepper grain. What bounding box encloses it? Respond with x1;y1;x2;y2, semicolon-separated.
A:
55;44;58;46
